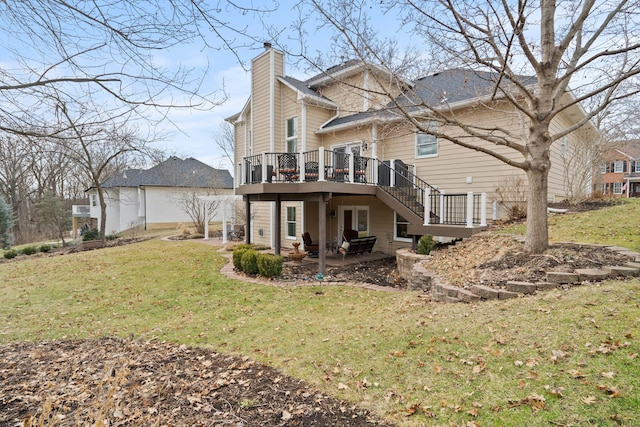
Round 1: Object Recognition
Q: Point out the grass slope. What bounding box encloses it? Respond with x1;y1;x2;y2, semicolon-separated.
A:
1;204;639;426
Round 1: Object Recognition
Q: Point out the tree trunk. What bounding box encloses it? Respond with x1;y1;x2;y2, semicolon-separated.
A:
524;165;550;253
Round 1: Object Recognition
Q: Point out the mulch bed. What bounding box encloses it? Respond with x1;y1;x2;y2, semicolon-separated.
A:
0;338;394;427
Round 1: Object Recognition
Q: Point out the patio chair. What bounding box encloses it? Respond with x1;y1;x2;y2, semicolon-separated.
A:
278;153;298;181
301;231;319;257
304;161;319;181
354;156;368;183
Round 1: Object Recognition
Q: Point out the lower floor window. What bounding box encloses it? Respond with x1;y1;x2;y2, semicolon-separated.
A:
286;206;296;238
613;182;623;194
394;213;411;241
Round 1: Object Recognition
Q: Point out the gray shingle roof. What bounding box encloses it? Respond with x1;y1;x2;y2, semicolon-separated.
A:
101;156;234;189
319;68;537;130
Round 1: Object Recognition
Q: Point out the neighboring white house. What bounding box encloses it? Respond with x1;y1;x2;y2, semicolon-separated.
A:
87;156;236;234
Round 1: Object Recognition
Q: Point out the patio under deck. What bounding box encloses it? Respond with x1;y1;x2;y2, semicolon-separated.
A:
237;150;488;274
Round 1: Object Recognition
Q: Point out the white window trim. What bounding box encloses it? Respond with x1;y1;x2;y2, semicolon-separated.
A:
394;212;412;242
613;182;623;194
600;164;607;174
613;161;624;173
634;161;640;173
285;206;297;239
286;117;298;153
415;121;438;159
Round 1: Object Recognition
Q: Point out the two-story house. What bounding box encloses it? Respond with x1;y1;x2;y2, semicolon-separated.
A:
598;141;640;197
228;44;592;273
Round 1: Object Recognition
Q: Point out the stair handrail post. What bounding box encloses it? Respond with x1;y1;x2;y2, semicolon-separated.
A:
261;153;267;183
299;151;305;183
372;156;378;185
424;189;431;225
349;153;355;183
390;159;396;187
318;147;326;181
466;191;474;228
480;192;487;226
439;190;445;225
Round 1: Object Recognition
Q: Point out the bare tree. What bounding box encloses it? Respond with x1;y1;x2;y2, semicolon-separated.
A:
178;190;221;235
286;0;640;253
0;1;277;140
51;100;154;240
212;121;236;172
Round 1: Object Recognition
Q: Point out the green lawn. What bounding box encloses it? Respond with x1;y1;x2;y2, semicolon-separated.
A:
1;203;639;426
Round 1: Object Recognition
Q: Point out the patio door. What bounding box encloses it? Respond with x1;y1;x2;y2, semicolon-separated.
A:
338;206;369;242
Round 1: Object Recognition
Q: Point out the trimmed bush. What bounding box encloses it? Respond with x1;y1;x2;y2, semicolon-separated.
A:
232;247;250;270
257;253;284;278
3;249;18;259
417;235;437;255
240;249;259;275
21;246;38;255
105;233;118;241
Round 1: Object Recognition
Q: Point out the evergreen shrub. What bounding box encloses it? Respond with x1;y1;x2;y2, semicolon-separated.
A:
417;235;437;255
257;253;284;278
240;249;259;275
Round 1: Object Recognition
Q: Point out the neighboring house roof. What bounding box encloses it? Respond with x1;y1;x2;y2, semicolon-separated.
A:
616;140;640;159
100;156;234;189
318;69;538;132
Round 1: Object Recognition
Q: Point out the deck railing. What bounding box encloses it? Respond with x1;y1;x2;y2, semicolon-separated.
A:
238;149;486;227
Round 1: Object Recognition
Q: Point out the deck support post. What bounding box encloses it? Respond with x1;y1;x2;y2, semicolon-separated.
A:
318;195;327;275
274;195;281;254
245;197;251;244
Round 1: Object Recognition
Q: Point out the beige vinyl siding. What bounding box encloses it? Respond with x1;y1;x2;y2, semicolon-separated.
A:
280;90;300;152
317;74;367;117
250;49;285;154
250;202;272;247
305;104;334;150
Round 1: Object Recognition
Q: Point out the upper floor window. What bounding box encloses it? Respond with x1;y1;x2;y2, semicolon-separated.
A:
286;117;298;153
416;121;438;158
633;161;640;173
91;194;98;207
613;160;624;173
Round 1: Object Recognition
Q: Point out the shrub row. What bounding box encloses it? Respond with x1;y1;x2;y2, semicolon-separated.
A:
232;245;283;278
3;243;53;259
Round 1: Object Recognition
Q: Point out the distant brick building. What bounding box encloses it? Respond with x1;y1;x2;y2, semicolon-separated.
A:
598;141;640;197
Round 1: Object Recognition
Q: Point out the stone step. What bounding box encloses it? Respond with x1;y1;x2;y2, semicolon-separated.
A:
603;265;640;277
574;268;609;282
506;281;537;294
535;282;561;290
470;284;500;300
546;271;579;284
624;261;640;269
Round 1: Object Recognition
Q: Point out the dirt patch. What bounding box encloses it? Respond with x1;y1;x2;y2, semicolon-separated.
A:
0;338;393;427
426;233;633;287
